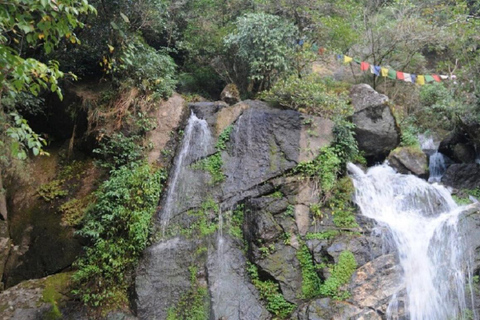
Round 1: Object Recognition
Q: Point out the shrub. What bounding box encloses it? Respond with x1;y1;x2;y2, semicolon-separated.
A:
297;244;322;299
259;74;352;119
73;163;166;311
320;250;357;299
93;133;144;171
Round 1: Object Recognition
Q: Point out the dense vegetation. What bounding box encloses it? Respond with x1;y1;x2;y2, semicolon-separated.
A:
3;0;480;316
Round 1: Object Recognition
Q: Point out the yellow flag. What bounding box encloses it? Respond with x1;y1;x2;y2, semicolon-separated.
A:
344;55;353;64
381;67;388;77
416;75;425;85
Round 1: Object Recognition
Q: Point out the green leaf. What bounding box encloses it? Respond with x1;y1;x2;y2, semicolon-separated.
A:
32;147;39;156
120;12;130;23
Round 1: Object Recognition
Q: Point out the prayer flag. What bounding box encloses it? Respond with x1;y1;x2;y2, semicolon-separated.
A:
411;74;417;84
344;56;353;64
388;69;396;79
425;75;435;83
337;54;343;60
354;58;361;64
312;44;319;52
318;47;325;55
397;71;405;80
440;75;449;80
432;75;441;82
361;61;370;71
381;67;389;77
374;66;381;76
403;73;412;82
417;75;425;85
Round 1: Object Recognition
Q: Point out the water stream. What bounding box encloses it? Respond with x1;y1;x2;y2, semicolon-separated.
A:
348;163;475;320
160;112;212;235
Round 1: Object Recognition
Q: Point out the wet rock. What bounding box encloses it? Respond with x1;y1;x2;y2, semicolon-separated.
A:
220;83;241;105
350;84;400;162
207;236;270;320
255;243;303;304
387;147;428;178
136;238;198;320
442;163;480;189
439;130;476;163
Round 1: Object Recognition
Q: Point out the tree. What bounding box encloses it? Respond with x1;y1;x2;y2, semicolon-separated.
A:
222;13;298;93
0;0;96;220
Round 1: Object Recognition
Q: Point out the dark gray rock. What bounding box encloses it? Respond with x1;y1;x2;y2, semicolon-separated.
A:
207;236;270;320
387;147;428;178
442;163;480;189
350;84;400;161
135;238;197;320
0;219;11;290
255;243;303;304
439;130;476;163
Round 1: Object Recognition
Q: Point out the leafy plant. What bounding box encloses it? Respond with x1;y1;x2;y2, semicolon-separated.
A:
93;133;144;170
247;262;296;318
73;163;166;311
297;244;322;299
37;180;68;202
319;250;357;300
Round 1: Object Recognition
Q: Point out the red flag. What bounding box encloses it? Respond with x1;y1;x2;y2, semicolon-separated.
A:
360;62;370;71
432;74;441;82
397;71;405;80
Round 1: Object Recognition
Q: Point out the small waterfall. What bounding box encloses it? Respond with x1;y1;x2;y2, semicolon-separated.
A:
428;151;447;183
348;163;475;320
160;113;212;234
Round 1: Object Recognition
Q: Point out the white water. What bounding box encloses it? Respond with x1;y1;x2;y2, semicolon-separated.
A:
428;151;447;183
160;113;212;235
348;163;474;320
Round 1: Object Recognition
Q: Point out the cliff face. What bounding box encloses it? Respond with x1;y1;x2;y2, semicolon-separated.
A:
134;100;407;319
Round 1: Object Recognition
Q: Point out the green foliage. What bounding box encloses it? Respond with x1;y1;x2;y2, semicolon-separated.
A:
73;163;166;311
216;125;233;151
4;112;48;160
181;198;219;238
297;244;322;299
260;74;352;119
59;197;92;227
167;266;209;320
332;119;359;166
223;13;298;93
37;179;68;202
191;153;225;184
319;250;357;300
328;177;359;229
227;204;245;239
400;124;421;148
305;230;340;240
93;133;144;171
247;262;296;318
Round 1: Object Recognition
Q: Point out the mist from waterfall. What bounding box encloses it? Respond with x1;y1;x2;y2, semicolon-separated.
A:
348;163;475;320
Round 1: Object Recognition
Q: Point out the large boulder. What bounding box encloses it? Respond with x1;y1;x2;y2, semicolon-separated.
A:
442;163;480;189
387;147;428;178
220;83;241;105
350;84;400;162
439;130;476;163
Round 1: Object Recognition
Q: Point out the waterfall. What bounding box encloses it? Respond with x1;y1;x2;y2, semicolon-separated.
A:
160;113;212;235
428;151;447;183
348;163;475;320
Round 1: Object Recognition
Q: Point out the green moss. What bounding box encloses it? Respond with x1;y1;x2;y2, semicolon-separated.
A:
191;153;225;184
247;262;296;318
319;250;357;300
37;179;68;202
329;177;359;229
167;266;209;320
41;273;72;320
59;196;93;227
305;230;340;240
184;198;220;238
297;244;322;299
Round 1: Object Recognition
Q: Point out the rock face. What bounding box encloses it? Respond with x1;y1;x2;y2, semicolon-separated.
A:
387;147;428;178
439;130;476;163
0;219;11;290
350;84;400;162
442;163;480;189
220;83;241;105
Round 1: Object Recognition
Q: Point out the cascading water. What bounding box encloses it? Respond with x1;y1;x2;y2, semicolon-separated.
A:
348;163;476;320
428;151;447;183
160;112;212;235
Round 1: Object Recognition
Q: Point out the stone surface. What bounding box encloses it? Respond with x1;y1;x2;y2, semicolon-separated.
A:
387;147;428;178
439;130;476;163
220;83;241;105
299;115;334;162
136;238;195;320
147;93;187;165
442;163;480;189
207;236;270;320
350;84;400;161
0;273;73;320
0;219;11;290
